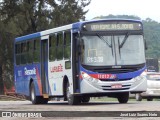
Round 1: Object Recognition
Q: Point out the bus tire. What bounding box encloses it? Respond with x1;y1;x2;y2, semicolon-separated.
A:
81;96;90;103
30;82;41;104
135;93;142;101
117;92;129;103
66;82;81;105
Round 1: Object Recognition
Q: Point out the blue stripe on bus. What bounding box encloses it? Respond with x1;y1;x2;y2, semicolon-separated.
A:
15;32;41;42
80;65;145;80
72;22;83;29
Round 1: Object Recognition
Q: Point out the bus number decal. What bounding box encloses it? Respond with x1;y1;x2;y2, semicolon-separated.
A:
90;74;116;79
50;64;63;73
98;74;116;79
87;57;103;63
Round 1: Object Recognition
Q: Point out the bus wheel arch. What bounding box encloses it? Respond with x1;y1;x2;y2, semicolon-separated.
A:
66;82;81;105
63;76;81;105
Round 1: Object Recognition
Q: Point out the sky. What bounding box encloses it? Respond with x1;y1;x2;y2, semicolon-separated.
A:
85;0;160;22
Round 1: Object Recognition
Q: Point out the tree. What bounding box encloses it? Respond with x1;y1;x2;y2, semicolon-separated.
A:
0;0;91;93
0;0;50;35
143;19;160;58
0;29;14;94
0;0;91;35
46;0;91;27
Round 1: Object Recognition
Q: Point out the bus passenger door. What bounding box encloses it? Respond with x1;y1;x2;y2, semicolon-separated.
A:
41;37;49;98
72;33;80;93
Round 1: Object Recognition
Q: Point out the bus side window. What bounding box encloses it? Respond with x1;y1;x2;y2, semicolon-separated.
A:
64;31;71;59
57;32;63;60
49;34;56;61
28;41;33;64
33;39;40;63
15;43;21;65
21;42;27;64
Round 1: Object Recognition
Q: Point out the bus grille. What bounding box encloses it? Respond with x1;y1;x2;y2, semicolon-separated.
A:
101;84;131;91
92;68;138;73
99;78;132;82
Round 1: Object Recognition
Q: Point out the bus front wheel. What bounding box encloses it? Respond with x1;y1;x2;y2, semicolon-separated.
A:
66;82;81;105
117;92;129;103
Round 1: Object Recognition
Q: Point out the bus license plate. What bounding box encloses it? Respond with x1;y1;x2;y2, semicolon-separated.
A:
111;84;122;89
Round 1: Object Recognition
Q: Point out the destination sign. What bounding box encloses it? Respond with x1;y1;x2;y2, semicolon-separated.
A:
82;21;142;31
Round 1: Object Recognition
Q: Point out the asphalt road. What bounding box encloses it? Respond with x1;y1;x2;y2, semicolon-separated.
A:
0;100;160;120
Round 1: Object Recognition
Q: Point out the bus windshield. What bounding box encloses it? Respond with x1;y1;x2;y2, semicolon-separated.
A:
80;34;145;66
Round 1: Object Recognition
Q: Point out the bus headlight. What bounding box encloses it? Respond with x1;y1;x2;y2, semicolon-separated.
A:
81;72;99;83
82;72;93;82
132;70;147;86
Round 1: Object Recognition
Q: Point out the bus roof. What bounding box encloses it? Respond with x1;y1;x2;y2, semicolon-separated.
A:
15;19;142;42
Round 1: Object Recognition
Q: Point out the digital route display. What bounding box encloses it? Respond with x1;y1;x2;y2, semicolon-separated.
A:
82;21;142;31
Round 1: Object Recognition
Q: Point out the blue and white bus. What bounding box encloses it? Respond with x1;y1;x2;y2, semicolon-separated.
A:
14;19;147;105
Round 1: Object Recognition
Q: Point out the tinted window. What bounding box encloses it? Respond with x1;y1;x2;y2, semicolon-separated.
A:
49;34;56;61
64;31;71;59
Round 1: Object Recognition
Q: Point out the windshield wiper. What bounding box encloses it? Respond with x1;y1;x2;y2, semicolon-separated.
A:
96;33;113;56
119;32;129;48
96;33;112;48
118;36;121;58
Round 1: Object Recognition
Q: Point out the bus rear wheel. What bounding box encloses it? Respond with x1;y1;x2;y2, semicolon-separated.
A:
30;82;48;104
117;92;129;103
66;82;81;105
